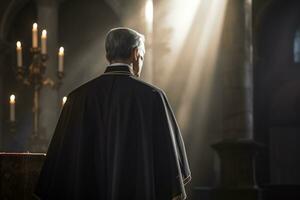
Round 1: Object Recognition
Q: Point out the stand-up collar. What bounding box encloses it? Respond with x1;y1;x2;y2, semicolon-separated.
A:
104;64;133;76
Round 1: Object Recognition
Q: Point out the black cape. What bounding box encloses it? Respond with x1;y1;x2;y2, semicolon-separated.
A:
35;65;191;200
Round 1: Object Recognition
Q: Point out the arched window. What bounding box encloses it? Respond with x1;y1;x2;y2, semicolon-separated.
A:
293;29;300;63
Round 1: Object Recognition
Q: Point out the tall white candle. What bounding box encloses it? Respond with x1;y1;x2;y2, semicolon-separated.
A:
9;94;16;122
58;47;64;72
32;23;38;48
16;41;23;67
41;30;47;54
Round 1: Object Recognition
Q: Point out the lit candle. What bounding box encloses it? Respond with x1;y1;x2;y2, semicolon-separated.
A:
32;23;38;48
9;94;16;122
16;41;23;67
62;96;67;106
58;47;64;72
41;29;47;54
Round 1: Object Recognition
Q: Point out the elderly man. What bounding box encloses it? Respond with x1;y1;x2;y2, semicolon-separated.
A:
35;28;191;200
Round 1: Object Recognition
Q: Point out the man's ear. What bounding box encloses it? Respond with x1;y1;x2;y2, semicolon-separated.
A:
133;47;139;60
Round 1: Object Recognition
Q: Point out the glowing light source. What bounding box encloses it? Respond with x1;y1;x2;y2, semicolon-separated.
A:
32;23;38;48
41;30;47;38
145;0;153;30
9;94;16;122
41;30;47;54
16;41;21;49
58;47;64;72
16;41;23;67
10;94;16;104
59;47;64;55
62;96;67;106
33;23;38;30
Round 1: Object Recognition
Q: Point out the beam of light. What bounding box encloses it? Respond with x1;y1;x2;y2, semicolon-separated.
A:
143;0;154;83
160;0;203;86
157;0;229;187
157;0;228;132
145;0;154;32
176;0;228;131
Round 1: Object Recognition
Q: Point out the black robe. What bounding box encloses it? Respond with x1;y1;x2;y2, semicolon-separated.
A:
35;65;191;200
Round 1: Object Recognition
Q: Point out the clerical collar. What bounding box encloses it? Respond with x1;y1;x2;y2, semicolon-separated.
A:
108;63;131;68
104;63;134;76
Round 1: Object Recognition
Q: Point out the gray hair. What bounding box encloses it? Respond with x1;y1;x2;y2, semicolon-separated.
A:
105;27;145;62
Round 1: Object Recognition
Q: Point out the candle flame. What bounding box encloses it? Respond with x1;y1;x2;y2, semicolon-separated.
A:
10;94;16;104
59;47;64;56
16;41;21;48
62;96;67;105
42;30;47;38
33;23;38;30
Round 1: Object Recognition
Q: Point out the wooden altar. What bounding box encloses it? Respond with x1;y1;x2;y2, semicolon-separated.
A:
0;153;45;200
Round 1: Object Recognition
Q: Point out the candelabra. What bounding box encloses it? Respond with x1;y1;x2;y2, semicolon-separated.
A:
16;49;63;136
12;23;65;150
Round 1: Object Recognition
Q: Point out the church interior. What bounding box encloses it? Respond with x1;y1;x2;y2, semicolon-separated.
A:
1;0;300;199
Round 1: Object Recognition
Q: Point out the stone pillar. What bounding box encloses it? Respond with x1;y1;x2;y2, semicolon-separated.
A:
220;0;253;140
33;0;60;152
211;0;261;199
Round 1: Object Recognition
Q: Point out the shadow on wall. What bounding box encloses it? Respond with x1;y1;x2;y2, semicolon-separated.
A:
254;0;300;186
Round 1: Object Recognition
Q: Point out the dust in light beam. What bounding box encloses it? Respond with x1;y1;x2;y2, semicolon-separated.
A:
158;0;228;131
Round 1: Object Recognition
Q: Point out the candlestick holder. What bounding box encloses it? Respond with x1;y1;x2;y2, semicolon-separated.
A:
15;46;65;149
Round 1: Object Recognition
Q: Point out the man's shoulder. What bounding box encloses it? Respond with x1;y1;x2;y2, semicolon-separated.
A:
129;76;162;92
67;75;166;99
67;76;103;97
129;76;164;95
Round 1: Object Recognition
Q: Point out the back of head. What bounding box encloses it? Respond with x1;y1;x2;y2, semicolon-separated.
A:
105;27;145;62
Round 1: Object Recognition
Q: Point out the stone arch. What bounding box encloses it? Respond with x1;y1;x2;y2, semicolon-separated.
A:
0;0;123;41
0;0;33;41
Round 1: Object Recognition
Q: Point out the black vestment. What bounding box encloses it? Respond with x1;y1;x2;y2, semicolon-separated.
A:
35;65;191;200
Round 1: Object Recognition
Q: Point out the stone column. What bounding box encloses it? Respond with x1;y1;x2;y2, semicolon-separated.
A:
33;0;60;152
211;0;261;199
221;0;253;140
